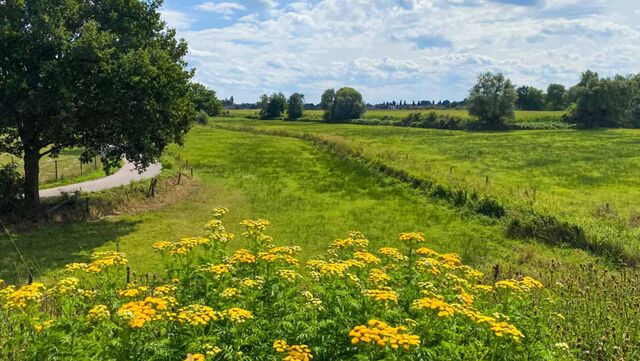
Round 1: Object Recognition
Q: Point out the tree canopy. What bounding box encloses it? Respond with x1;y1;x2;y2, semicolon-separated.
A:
321;87;365;122
468;72;517;127
287;93;305;120
258;93;287;119
0;0;195;210
190;83;222;116
516;86;545;111
545;84;567;111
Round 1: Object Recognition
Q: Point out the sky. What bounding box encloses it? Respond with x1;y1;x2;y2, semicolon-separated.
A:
160;0;640;104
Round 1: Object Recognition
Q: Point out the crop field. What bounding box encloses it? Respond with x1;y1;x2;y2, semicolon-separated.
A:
227;109;566;123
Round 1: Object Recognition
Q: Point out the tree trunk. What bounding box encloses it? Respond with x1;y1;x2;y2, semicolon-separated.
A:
23;148;41;211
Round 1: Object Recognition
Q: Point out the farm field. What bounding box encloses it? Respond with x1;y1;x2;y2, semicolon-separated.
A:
212;118;640;261
2;126;638;359
228;108;566;122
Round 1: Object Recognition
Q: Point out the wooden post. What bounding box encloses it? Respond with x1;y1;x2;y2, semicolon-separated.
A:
126;266;131;284
177;172;182;185
80;161;83;176
94;157;98;170
55;160;58;180
27;269;34;285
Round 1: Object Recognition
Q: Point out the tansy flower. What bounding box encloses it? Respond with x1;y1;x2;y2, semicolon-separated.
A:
354;251;381;265
221;287;241;298
177;304;221;326
5;283;46;310
411;297;455;317
398;232;426;244
273;340;313;361
349;320;420;350
184;353;205;361
415;247;438;257
224;307;253;323
378;247;407;261
228;249;256;265
363;288;399;304
50;277;79;295
87;305;111;323
367;268;391;285
277;269;300;283
34;320;54;333
198;264;231;276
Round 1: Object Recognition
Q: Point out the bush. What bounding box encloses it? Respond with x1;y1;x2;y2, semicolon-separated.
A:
0;210;559;360
195;110;209;125
0;163;24;215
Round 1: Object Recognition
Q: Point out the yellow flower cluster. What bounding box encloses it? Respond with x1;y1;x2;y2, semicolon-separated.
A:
4;282;45;309
228;249;256;265
177;304;220;326
416;247;438;256
367;268;391;285
398;232;426;244
87;304;111;322
259;252;300;266
330;233;369;250
240;219;272;240
117;285;149;298
224;307;253;323
117;296;174;328
34;319;54;333
454;305;524;342
349;320;420;350
199;263;231;276
495;277;544;292
363;288;399;303
153;284;177;296
212;207;229;218
153;237;210;256
268;246;302;255
412;297;455;317
86;251;128;273
354;251;381;265
273;340;313;361
184;354;205;361
377;247;406;261
50;277;79;295
239;277;264;289
221;287;240;298
277;269;300;283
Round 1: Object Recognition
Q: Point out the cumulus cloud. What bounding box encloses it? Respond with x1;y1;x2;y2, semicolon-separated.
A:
159;10;193;30
162;0;640;102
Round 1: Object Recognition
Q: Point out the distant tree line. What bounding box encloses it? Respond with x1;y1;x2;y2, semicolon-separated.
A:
468;71;640;128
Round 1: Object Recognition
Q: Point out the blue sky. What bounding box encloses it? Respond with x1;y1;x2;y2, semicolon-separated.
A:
160;0;640;103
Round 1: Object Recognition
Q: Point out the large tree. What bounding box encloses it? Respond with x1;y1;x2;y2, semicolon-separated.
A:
190;83;222;116
287;93;305;120
258;93;286;119
321;87;365;122
468;72;517;127
0;0;195;210
545;83;567;111
515;86;545;110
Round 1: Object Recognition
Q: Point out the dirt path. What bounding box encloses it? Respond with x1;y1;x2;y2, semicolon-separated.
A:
39;161;162;198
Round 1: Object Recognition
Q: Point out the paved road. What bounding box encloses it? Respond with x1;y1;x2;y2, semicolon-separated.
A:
40;161;162;198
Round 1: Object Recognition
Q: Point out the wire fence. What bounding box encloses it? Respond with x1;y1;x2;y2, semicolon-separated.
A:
2;156;104;184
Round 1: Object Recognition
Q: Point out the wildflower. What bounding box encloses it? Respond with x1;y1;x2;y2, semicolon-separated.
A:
152;238;209;256
301;291;323;309
490;321;524;342
87;305;111;323
319;262;349;277
415;247;438;257
473;285;494;293
268;246;302;255
411;297;455;317
198;264;231;276
461;266;484;280
228;249;256;265
554;342;570;350
117;285;149;298
439;253;461;268
185;354;205;361
85;251;128;273
153;284;177;297
273;340;313;361
520;276;544;289
34;320;54;333
363;288;399;303
415;258;442;275
224;307;253;323
204;344;222;357
117;296;174;328
378;247;407;261
367;268;391;285
51;277;79;295
455;288;474;305
221;287;241;298
239;277;264;289
354;251;381;265
212;207;229;218
277;269;301;283
331;233;369;250
398;232;426;244
349;320;420;350
5;283;46;310
305;259;327;270
65;263;88;272
177;304;221;326
495;280;521;291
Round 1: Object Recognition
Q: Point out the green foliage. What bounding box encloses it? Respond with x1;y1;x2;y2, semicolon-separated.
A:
565;71;636;128
545;84;567;111
468;73;517;127
0;0;194;209
259;93;287;119
190;83;223;116
195;110;210;125
516;86;545;111
0;163;23;215
287;93;305;120
322;87;366;122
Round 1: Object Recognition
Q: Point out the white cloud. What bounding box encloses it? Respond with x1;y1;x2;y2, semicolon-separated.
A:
196;2;247;16
159;10;193;30
165;0;640;102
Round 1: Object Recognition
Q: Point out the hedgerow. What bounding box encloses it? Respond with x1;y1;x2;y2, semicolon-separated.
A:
0;209;569;360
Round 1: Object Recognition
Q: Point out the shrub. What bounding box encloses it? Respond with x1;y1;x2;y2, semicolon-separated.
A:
0;163;24;215
0;210;559;360
195;110;209;125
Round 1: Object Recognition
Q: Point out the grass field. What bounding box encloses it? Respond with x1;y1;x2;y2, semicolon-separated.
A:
212;118;640;261
2;125;639;359
227;108;566;122
0;150;107;187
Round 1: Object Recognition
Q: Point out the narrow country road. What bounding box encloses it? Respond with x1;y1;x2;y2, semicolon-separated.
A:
39;161;162;198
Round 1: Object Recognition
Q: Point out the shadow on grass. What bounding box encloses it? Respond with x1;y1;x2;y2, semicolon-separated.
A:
0;218;139;284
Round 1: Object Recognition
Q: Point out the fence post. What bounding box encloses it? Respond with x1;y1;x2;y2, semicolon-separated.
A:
55;160;58;180
80;161;83;176
94;157;98;171
177;172;182;185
